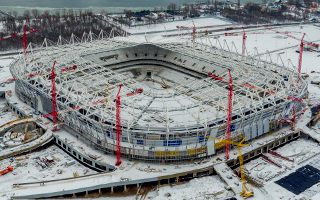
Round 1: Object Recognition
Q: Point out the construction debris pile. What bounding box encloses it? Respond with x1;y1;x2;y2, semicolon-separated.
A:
0;146;95;185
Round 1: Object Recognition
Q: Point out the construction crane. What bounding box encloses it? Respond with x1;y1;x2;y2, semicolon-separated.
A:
115;84;123;166
0;166;14;176
223;29;312;58
115;84;143;166
50;61;58;131
269;28;318;50
176;21;197;44
220;137;254;199
224;30;251;56
297;33;306;80
225;69;233;160
0;25;37;42
0;24;37;55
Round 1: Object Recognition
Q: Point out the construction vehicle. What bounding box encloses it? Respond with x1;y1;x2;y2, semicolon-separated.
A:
219;137;254;199
0;166;14;176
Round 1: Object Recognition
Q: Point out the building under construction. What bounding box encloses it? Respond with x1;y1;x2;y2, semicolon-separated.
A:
9;38;308;162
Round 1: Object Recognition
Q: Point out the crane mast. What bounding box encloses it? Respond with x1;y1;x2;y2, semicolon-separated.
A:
115;84;123;166
298;33;306;80
51;61;58;131
225;69;233;160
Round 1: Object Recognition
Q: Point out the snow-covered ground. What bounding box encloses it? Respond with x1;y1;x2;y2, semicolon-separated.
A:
240;138;320;200
124;16;232;34
0;58;14;84
202;24;320;74
145;176;231;200
0;145;96;198
245;139;320;184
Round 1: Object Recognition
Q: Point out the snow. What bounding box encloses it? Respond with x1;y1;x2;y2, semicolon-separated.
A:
0;145;96;198
0;58;14;80
202;24;320;74
145;176;231;200
244;138;320;200
124;16;232;34
245;139;320;183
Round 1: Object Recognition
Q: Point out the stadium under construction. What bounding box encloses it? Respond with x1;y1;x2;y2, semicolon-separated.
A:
9;38;308;163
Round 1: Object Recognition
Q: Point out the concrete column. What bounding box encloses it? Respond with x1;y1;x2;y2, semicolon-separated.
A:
98;188;101;194
111;187;114;193
124;185;127;192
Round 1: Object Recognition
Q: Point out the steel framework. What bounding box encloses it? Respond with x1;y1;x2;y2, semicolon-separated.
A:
9;32;308;162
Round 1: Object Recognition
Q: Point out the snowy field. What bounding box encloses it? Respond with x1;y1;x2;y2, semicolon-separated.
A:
124;16;232;34
203;23;320;74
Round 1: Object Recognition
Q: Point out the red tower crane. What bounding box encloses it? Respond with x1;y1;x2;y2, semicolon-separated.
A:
0;27;37;41
51;61;58;131
115;84;123;166
269;28;318;49
225;69;233;160
224;30;249;56
0;24;37;54
114;84;143;166
298;33;306;80
176;21;197;44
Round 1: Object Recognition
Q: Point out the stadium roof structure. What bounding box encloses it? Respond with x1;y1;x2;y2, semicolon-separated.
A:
10;37;307;134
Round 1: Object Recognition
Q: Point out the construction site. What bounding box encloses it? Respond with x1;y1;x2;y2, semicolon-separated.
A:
1;13;320;200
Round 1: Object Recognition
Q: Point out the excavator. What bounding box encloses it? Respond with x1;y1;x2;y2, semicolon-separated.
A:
215;136;254;199
0;166;14;176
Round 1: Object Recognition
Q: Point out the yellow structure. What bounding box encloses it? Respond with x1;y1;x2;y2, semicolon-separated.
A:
216;137;254;199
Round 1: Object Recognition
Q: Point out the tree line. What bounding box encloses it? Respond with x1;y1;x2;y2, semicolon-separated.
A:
0;9;115;51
